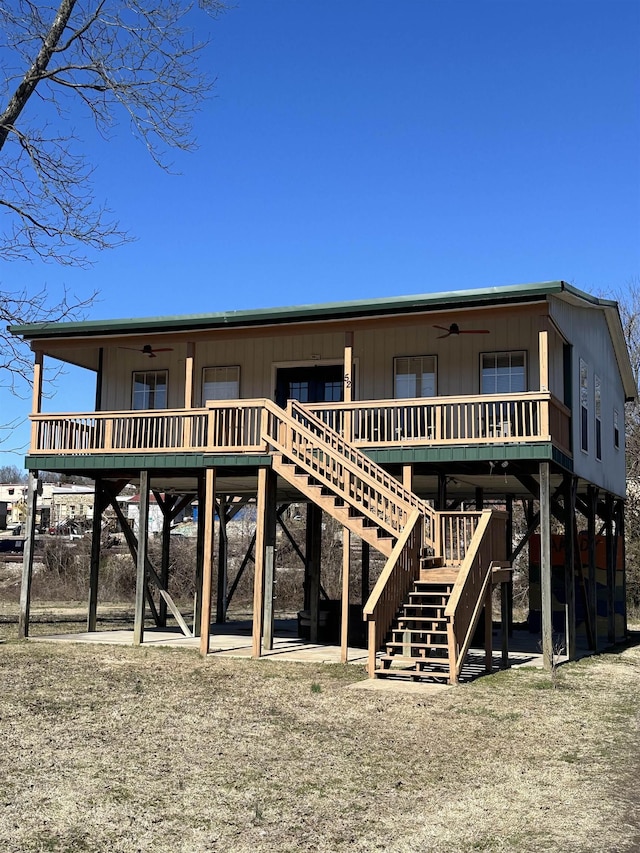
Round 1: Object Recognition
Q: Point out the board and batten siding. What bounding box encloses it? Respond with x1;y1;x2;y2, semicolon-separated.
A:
98;306;557;409
550;296;627;497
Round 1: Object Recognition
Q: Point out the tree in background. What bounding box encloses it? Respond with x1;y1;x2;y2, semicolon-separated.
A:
615;281;640;613
0;0;226;266
0;0;226;394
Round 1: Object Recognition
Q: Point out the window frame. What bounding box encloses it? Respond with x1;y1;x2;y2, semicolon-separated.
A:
594;374;602;461
202;365;241;404
479;350;527;395
579;358;588;453
132;369;168;411
393;355;437;399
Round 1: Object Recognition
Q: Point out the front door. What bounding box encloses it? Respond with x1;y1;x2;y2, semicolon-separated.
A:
275;364;344;408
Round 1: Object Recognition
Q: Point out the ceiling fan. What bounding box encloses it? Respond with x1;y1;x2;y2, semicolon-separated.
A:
120;344;174;358
434;323;490;339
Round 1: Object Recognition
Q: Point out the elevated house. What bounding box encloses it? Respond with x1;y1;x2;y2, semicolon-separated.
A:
11;281;635;681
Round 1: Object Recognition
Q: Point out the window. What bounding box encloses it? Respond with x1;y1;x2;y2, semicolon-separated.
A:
579;359;588;452
132;371;167;410
202;366;240;402
481;351;526;394
594;374;602;461
614;409;620;450
394;356;437;398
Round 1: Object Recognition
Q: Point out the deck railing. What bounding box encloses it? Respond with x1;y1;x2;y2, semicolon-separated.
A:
445;510;508;682
30;401;268;455
309;391;571;454
363;510;423;676
28;392;572;457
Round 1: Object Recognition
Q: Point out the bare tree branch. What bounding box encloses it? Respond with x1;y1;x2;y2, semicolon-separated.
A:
0;0;227;265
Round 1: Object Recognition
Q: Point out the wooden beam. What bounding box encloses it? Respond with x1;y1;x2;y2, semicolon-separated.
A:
539;462;553;670
158;494;177;627
402;464;413;492
484;584;493;673
95;347;103;410
199;468;216;656
538;325;549;391
226;531;256;608
341;527;351;663
18;470;38;640
605;493;615;644
133;471;150;646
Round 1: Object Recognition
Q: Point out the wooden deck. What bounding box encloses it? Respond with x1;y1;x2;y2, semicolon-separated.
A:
28;392;571;457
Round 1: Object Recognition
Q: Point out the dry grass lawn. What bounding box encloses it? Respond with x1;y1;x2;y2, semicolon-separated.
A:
1;610;639;852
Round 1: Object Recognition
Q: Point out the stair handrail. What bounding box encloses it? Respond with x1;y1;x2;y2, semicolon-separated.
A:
261;399;435;543
444;510;508;681
362;509;423;677
283;399;438;550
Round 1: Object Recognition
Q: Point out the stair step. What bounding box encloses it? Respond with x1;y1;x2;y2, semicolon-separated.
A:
386;639;448;651
417;569;459;584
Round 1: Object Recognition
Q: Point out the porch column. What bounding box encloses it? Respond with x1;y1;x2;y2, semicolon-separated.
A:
402;464;413;492
18;470;39;639
538;321;549;391
199;468;216;656
184;341;196;409
262;472;278;651
87;478;103;632
95;347;104;410
344;331;354;441
341;528;351;663
133;472;150;646
539;462;553;670
30;351;44;452
505;493;514;637
617;500;627;640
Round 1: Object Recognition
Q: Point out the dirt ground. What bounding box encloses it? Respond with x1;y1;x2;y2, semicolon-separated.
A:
1;608;639;853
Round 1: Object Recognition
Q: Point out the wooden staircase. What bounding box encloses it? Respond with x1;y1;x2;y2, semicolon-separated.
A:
375;566;458;681
271;453;395;556
260;398;508;684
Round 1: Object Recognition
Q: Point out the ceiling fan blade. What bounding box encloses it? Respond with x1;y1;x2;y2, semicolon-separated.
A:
151;347;173;352
433;325;452;332
437;331;453;339
458;329;490;334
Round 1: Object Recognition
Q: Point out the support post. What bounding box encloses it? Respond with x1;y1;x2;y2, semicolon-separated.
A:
252;467;269;657
402;464;413;492
194;475;205;637
361;540;370;606
306;503;323;643
199;468;216;656
133;471;150;646
587;486;599;651
475;487;484;511
159;494;177;627
262;473;278;651
18;470;38;639
341;527;351;663
484;584;493;673
605;494;615;644
539;462;553;670
437;473;447;511
505;493;514;637
87;478;103;632
564;475;577;660
216;498;228;624
500;581;510;668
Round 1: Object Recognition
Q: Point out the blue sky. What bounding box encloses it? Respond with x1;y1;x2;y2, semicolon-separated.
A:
1;0;639;465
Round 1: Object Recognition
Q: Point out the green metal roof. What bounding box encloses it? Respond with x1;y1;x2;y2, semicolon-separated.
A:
10;279;610;340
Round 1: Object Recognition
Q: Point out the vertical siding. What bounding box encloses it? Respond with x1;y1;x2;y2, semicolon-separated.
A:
550;297;627;496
